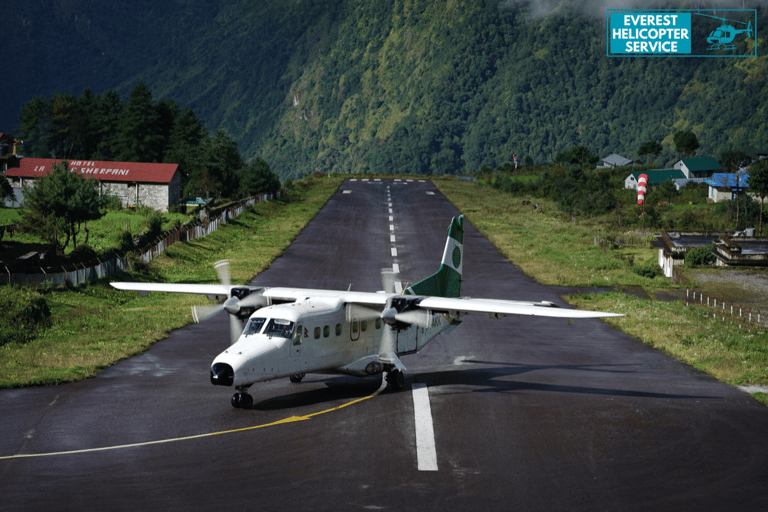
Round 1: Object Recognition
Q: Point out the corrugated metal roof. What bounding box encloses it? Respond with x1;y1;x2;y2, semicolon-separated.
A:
599;153;634;167
627;169;686;184
705;173;750;188
4;158;178;184
680;157;722;172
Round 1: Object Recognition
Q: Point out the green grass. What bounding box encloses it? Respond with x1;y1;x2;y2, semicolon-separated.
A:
0;175;344;388
434;179;668;289
1;208;193;255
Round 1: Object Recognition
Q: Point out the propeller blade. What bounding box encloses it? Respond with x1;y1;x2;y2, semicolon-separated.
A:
379;323;397;361
214;259;231;286
230;314;243;345
381;268;397;294
238;292;269;309
192;303;224;323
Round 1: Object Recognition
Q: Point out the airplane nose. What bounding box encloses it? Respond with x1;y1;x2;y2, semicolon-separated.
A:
210;363;234;386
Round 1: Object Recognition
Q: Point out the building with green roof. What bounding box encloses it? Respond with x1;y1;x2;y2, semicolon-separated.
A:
674;157;722;178
624;169;686;190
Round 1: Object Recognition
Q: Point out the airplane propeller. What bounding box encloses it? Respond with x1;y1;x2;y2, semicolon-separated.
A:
191;260;269;344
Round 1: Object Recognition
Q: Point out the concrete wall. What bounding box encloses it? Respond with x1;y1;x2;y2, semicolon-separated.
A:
8;171;181;212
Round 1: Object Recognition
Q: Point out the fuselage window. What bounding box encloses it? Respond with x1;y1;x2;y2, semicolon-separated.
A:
352;321;359;334
244;317;267;336
323;325;330;338
335;323;342;336
314;326;321;339
375;318;382;330
361;320;368;332
264;318;295;338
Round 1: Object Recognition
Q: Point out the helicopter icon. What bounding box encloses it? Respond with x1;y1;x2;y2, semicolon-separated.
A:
696;13;753;50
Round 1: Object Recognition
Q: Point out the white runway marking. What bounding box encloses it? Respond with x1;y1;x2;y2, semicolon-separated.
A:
412;383;438;471
343;190;352;194
390;224;394;231
391;247;397;257
392;263;399;274
390;234;396;243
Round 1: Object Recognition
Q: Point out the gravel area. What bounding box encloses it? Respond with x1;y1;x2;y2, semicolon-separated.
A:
688;269;768;310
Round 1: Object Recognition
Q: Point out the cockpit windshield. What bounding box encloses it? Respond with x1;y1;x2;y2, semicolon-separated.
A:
264;318;295;338
244;317;267;336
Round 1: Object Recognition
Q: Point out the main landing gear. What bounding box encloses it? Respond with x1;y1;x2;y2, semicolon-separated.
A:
231;386;253;409
386;369;405;391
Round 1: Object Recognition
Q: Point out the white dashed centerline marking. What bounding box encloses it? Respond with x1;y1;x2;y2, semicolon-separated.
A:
412;383;438;471
391;247;397;257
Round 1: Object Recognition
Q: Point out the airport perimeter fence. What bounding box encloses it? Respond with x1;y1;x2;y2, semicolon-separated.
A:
686;287;766;331
2;192;279;287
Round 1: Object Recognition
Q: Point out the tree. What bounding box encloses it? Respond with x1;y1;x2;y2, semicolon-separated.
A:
656;178;677;204
638;140;662;164
92;90;124;160
16;96;53;158
673;130;700;159
565;146;599;166
19;161;104;255
117;82;163;162
238;157;281;196
1;177;14;206
721;150;749;224
748;159;768;236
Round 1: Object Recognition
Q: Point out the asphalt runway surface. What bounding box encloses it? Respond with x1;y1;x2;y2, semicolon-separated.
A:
2;179;768;511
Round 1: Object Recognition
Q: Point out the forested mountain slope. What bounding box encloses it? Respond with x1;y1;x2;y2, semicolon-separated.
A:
3;0;768;178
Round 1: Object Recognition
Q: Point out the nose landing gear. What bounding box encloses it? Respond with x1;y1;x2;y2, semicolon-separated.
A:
231;386;253;409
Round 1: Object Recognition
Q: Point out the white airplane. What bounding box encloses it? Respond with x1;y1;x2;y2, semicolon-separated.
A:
111;216;622;409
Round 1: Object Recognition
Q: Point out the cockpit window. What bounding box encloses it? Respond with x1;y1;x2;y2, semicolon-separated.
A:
264;318;295;338
244;317;267;336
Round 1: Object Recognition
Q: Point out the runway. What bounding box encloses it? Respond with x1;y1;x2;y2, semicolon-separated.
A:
2;179;768;511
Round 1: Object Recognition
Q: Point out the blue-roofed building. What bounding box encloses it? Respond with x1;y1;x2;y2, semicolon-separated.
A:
705;173;750;202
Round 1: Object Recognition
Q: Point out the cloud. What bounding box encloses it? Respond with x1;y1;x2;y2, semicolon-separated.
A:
501;0;767;18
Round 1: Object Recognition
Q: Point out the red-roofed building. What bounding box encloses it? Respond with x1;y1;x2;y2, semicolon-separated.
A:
4;158;181;212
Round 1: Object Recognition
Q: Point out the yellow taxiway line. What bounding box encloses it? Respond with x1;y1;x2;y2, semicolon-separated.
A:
0;378;388;461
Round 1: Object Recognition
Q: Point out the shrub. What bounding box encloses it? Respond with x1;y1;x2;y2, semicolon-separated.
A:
0;291;52;346
68;244;98;264
631;261;662;279
685;243;716;266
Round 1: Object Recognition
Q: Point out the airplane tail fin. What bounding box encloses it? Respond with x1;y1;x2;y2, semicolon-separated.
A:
405;215;464;298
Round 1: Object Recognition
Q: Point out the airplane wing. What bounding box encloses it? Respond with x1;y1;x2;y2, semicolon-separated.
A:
110;282;232;298
417;296;623;320
263;287;390;306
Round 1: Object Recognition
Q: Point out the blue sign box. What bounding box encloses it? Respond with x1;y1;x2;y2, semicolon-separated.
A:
607;9;757;58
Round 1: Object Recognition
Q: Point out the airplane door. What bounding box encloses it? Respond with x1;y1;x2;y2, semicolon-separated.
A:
396;327;418;354
292;324;303;356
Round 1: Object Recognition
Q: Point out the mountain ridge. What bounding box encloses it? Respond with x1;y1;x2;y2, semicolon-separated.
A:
3;0;767;179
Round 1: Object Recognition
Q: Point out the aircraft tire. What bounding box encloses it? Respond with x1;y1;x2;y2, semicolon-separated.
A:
240;393;253;409
231;393;242;408
387;370;405;391
289;374;305;383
